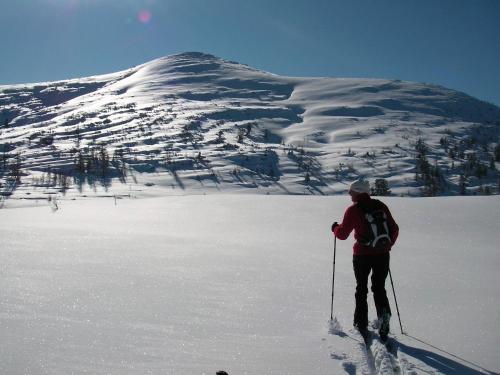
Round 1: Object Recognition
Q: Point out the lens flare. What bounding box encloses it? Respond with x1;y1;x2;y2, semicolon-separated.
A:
138;10;152;23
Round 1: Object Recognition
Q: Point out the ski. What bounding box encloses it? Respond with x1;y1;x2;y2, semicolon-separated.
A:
328;319;405;375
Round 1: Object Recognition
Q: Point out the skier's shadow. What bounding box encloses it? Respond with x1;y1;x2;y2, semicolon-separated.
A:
400;334;499;375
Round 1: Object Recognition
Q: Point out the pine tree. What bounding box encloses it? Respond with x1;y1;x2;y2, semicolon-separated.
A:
237;128;245;143
459;175;467;195
372;178;391;196
246;123;253;136
98;146;109;177
75;150;85;173
217;130;224;143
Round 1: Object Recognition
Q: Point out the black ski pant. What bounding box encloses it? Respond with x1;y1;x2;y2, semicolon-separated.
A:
352;253;391;329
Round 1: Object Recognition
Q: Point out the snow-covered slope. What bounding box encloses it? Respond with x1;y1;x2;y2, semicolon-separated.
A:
1;195;499;374
1;52;499;202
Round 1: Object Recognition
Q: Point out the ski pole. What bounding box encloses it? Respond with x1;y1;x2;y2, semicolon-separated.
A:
388;267;404;334
330;236;337;321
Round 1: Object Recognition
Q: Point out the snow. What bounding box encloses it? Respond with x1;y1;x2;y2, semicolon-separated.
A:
1;195;499;374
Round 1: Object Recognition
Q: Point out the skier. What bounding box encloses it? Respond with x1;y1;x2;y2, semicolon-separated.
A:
331;179;399;341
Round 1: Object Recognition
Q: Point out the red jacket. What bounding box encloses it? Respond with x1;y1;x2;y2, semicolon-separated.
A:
333;194;399;256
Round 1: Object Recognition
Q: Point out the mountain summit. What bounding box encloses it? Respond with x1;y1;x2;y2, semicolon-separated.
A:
1;52;499;200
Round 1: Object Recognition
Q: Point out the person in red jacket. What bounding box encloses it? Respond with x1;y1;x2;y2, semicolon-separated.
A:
332;179;399;341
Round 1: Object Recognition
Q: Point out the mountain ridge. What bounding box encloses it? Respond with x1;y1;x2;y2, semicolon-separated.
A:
1;52;499;201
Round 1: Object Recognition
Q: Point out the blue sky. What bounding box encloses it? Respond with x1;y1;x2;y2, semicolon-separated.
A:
1;0;500;106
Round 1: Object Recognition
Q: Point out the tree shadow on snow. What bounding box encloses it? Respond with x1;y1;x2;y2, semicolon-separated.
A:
170;170;185;190
400;334;499;375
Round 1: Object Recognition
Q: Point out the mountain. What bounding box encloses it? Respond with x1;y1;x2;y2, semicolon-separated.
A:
1;52;499;200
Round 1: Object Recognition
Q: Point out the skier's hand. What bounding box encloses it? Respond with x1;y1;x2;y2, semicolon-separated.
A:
331;222;339;232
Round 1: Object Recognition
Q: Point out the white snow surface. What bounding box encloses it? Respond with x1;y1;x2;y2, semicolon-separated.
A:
1;195;499;374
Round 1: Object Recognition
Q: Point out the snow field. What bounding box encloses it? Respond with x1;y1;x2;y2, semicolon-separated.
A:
1;195;499;374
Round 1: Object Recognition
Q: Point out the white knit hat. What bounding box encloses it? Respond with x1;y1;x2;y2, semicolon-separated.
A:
349;179;370;194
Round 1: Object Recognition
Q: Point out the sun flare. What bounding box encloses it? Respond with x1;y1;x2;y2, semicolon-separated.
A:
138;9;152;24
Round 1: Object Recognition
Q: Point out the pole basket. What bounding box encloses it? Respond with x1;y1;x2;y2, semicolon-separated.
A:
328;317;342;335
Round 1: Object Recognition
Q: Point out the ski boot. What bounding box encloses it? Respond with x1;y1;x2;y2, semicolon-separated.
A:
379;312;391;343
354;323;369;343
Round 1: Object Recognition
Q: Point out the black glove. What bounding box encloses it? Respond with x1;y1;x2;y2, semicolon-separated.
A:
331;222;339;232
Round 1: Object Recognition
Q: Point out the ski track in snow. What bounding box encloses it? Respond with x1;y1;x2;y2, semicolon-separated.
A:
347;330;400;375
371;337;401;375
329;320;429;375
329;321;497;375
